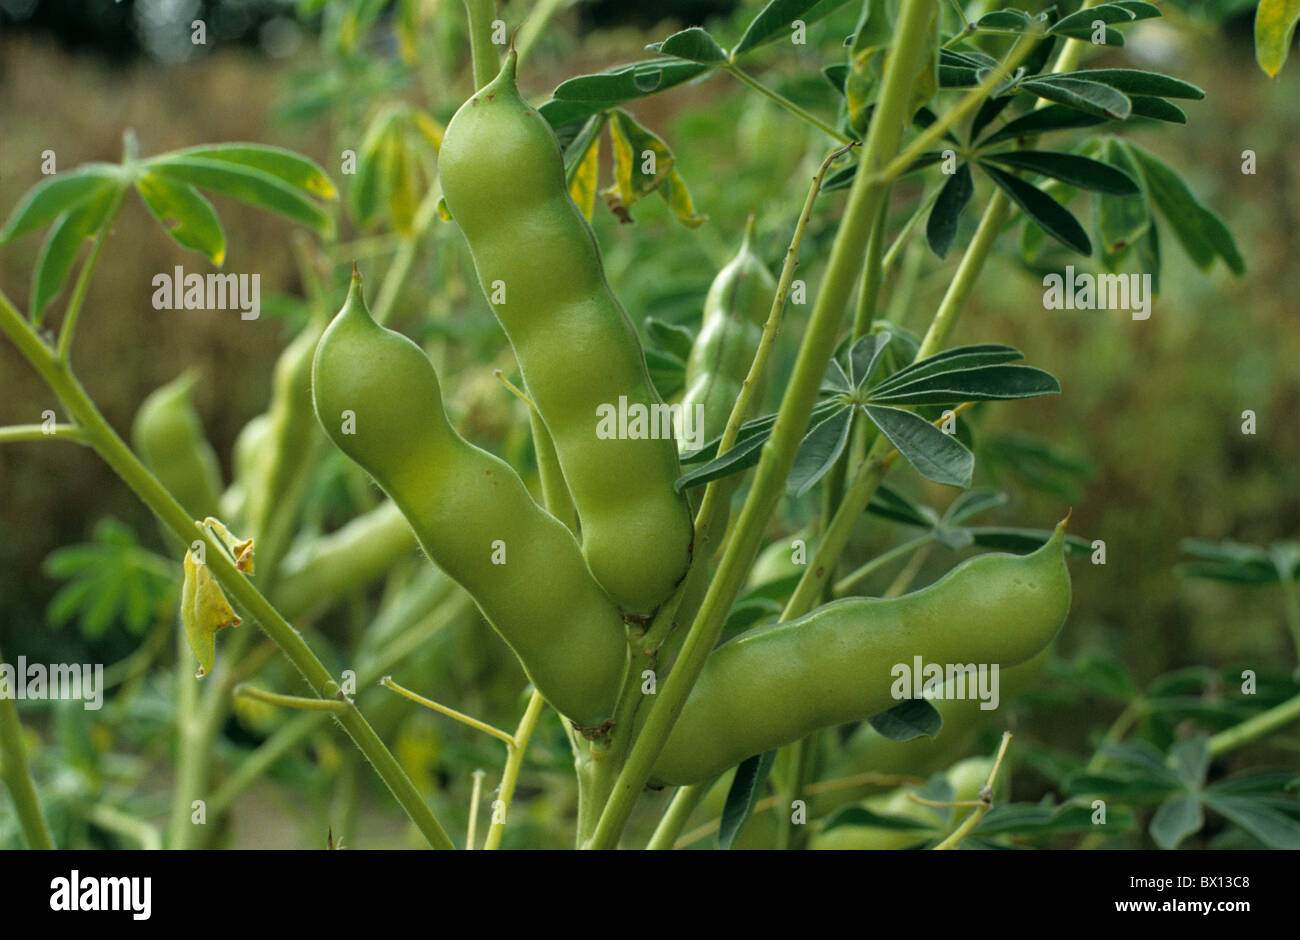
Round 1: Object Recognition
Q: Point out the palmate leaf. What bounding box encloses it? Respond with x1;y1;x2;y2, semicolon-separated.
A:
146;156;334;235
42;517;176;638
1204;793;1300;849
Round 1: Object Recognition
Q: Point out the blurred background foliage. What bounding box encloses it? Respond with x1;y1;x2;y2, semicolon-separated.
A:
0;0;1296;848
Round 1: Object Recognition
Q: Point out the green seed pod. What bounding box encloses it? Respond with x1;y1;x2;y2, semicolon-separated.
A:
311;273;628;726
438;51;693;615
219;413;273;525
132;370;224;520
680;216;775;447
650;521;1072;786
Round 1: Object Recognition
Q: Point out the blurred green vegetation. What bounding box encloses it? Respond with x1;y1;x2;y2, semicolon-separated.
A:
1;1;1297;848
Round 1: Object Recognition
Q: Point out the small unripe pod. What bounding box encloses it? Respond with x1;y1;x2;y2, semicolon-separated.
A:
131;371;224;520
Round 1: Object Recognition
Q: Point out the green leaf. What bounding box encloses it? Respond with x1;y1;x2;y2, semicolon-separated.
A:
871;343;1024;392
719;750;776;849
864;405;974;488
1149;793;1204;849
1050;3;1136;37
977;802;1134;835
0;165;120;243
733;0;853;57
967;527;1094;555
984;165;1091;255
1016;77;1132;120
161;143;337;199
977;9;1034;30
980;150;1138;194
30;186;119;323
943;488;1007;525
147;157;334;235
848;332;892;390
644;317;695;361
658;27;728;64
1127;96;1187;123
540;60;710;128
821;805;935;834
868;364;1061;406
788;406;854;497
926;163;974;258
969;95;1015;143
644;347;686;402
675;433;767;491
1052;68;1204;99
866;483;937;529
680;398;842;465
979;104;1105;146
1169;735;1210;787
1255;0;1300;77
867;698;942;741
1124;142;1243;274
134;173;226;265
1096;139;1150;254
1205;793;1300;848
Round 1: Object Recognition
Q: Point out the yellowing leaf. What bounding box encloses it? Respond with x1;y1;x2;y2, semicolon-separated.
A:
183;550;240;679
1256;0;1300;77
570;131;601;221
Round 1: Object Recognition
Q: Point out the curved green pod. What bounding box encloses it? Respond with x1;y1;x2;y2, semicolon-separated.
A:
650;521;1072;785
438;52;693;615
131;370;224;521
680;216;775;447
311;273;628;726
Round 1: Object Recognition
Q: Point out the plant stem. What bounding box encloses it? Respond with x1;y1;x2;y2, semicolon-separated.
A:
467;768;487;849
463;0;500;90
483;690;546;849
381;677;515;746
1279;579;1300;666
56;186;127;362
876;28;1043;184
515;0;565;68
933;730;1012;850
1208;691;1300;757
234;684;348;713
0;644;54;850
852;191;892;338
833;534;934;595
0;289;455;850
585;0;939;851
646;782;709;850
0;423;87;444
725;65;852;143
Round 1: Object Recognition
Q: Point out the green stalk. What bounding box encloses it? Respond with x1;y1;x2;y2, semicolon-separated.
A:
0;644;54;849
1208;691;1300;758
462;0;500;90
725;65;852;143
646;782;709;850
0;424;87;444
851;191;892;338
833;533;934;595
483;691;546;849
208;587;470;816
0;291;454;850
585;0;940;850
56;185;127;362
